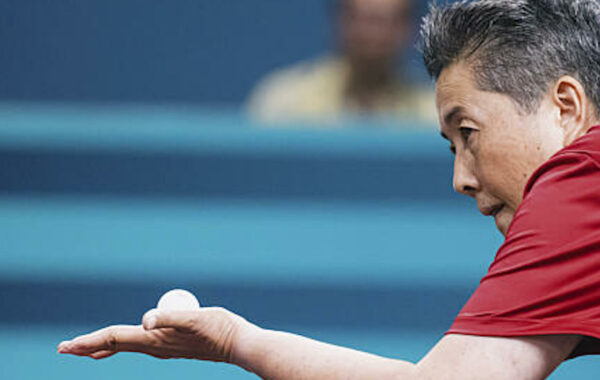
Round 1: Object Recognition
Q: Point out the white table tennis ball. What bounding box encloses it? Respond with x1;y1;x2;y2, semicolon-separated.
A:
157;289;201;311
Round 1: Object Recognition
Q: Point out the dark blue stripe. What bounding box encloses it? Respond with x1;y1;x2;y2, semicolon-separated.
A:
0;148;459;201
0;280;474;330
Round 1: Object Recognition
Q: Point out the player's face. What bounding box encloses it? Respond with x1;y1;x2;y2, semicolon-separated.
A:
436;62;565;236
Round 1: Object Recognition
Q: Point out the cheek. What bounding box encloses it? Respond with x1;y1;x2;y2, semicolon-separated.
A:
473;142;528;205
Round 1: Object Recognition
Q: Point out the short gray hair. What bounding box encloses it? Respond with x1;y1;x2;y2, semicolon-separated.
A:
421;0;600;115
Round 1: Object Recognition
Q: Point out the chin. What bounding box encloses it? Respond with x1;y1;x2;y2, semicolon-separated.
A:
494;211;513;237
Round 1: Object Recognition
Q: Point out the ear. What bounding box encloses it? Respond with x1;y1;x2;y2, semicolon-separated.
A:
552;76;587;143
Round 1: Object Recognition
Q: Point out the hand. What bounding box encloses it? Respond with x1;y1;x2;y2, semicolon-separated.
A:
57;307;255;363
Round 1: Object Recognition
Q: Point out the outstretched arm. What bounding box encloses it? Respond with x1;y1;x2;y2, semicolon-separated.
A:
58;307;580;380
234;326;579;380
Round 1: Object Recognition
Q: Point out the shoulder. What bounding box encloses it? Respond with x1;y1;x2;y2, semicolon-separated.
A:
249;55;344;98
245;55;347;122
507;150;600;245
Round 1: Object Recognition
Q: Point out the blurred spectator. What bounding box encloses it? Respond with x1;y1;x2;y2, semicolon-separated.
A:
247;0;436;125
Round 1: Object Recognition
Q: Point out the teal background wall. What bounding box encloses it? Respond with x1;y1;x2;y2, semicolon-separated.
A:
0;103;597;378
0;0;430;104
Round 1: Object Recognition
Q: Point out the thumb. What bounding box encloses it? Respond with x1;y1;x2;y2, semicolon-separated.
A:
142;308;198;332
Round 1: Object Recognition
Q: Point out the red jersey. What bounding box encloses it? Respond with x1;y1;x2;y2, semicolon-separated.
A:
447;125;600;358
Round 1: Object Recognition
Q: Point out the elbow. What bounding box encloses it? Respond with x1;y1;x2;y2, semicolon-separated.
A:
388;360;421;380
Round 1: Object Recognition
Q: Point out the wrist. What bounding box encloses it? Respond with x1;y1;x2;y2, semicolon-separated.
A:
228;315;265;372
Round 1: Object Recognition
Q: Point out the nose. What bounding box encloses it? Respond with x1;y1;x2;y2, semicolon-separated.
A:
452;153;479;197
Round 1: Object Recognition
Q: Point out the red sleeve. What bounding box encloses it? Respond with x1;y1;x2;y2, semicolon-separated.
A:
447;152;600;358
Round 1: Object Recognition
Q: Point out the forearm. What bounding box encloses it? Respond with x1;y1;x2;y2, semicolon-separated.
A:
232;327;418;380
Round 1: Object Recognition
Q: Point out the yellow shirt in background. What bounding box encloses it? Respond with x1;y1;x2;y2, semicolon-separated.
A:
247;56;437;127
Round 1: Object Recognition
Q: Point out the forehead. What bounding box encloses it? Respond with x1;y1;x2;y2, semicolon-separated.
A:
435;62;478;110
435;61;517;129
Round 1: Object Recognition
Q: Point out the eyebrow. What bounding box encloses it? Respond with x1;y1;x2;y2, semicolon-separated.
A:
443;106;465;127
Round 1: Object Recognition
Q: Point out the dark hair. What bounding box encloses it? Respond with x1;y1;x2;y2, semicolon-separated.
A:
421;0;600;115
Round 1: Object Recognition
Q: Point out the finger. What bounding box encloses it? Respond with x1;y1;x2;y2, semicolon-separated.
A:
57;340;72;353
89;350;117;360
60;325;149;355
142;308;199;333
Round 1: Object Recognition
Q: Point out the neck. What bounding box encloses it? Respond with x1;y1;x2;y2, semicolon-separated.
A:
347;58;395;88
345;59;398;109
565;110;600;145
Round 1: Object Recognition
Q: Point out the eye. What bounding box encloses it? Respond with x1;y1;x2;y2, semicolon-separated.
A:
459;127;475;142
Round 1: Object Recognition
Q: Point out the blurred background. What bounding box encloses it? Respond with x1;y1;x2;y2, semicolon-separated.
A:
0;0;596;378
